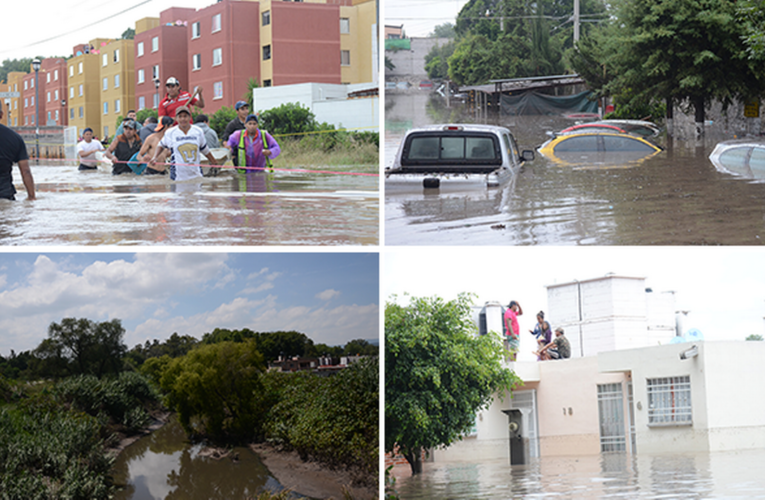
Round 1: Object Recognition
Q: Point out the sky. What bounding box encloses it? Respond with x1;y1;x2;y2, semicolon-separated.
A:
1;0;215;62
385;0;471;38
385;246;765;358
0;252;379;355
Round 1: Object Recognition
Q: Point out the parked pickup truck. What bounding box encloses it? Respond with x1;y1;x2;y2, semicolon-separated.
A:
386;124;534;189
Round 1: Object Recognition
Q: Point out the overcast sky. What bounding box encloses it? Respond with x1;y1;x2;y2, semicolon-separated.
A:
385;246;765;359
1;0;214;61
386;0;470;37
0;252;378;356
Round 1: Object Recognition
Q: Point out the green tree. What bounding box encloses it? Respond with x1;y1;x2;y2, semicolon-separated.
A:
258;102;318;139
121;27;135;40
737;0;765;60
746;334;764;341
385;293;520;475
160;341;270;440
41;318;127;378
342;338;378;356
430;22;456;38
209;105;236;138
424;40;456;80
243;77;259;103
0;58;33;85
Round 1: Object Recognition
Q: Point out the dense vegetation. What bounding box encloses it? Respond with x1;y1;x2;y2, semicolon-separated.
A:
0;319;379;497
386;293;520;475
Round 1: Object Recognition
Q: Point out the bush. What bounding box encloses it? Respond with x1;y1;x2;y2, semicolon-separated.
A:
210;106;237;139
259;102;318;139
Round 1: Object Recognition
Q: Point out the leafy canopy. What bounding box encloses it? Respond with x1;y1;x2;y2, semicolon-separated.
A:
385;293;520;474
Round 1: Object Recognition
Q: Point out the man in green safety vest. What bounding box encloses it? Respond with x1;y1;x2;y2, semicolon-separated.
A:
226;114;280;173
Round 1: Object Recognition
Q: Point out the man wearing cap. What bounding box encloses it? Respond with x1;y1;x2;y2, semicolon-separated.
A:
223;100;250;142
105;119;142;175
150;106;217;181
115;110;142;137
0;100;35;200
158;77;205;121
76;127;104;171
135;116;174;175
227;114;280;172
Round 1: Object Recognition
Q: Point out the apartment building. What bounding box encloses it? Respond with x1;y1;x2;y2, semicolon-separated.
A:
134;8;195;114
4;72;25;127
68;40;108;138
99;38;135;138
340;0;377;85
21;65;39;127
42;58;68;127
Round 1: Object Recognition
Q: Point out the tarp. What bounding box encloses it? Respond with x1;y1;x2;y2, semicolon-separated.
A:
385;39;411;50
500;90;598;116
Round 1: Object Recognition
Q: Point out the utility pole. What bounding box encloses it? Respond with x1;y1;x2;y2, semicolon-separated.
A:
574;0;580;43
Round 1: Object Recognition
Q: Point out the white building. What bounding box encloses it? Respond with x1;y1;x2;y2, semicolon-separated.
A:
436;275;765;463
252;82;379;133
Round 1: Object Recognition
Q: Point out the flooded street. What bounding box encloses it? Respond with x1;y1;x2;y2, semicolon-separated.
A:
391;449;765;499
112;418;292;500
385;94;765;245
3;165;378;245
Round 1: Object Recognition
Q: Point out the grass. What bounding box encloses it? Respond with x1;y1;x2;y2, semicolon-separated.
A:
272;139;378;172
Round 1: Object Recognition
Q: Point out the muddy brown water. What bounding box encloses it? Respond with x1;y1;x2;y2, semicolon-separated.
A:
390;450;765;499
111;418;303;500
385;94;765;245
1;166;378;246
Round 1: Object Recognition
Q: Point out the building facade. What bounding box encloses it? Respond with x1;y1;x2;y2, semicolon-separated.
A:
41;58;68;127
99;39;135;138
4;72;25;127
68;40;109;138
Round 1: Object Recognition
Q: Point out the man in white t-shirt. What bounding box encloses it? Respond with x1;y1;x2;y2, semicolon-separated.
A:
149;106;218;180
76;128;104;171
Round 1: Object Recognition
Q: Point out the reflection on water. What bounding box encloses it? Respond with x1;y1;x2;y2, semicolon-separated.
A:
385;95;765;245
112;419;285;500
4;166;378;245
392;450;765;499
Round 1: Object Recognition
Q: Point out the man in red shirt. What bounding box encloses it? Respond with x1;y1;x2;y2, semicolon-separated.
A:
158;77;205;121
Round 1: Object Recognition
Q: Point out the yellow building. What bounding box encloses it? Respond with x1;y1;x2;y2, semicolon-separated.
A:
4;72;25;127
340;0;377;85
99;38;135;139
68;38;109;138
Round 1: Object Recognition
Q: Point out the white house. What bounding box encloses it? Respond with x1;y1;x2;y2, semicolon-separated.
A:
435;274;765;464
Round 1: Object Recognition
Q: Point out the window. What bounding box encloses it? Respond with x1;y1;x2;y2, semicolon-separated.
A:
115;99;121;114
24;81;27;91
192;22;200;39
103;77;108;91
79;84;83;96
47;73;51;83
79;106;83;118
30;96;34;106
55;110;59;121
152;65;159;81
138;96;145;110
213;48;222;66
114;74;120;88
138;69;145;84
103;102;108;115
114;49;120;63
262;11;270;26
214;81;223;99
341;50;350;66
263;45;271;61
102;54;108;67
153;93;159;109
104;126;109;137
152;36;159;52
340;18;349;34
137;42;144;57
69;87;74;99
264;79;271;87
193;54;201;70
70;65;74;77
47;111;51;122
54;69;58;81
647;376;692;425
24;98;28;108
47;91;51;103
212;13;221;32
70;108;74;120
78;62;83;74
54;89;59;101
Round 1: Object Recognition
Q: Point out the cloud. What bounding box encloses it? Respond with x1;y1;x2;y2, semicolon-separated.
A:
316;289;341;301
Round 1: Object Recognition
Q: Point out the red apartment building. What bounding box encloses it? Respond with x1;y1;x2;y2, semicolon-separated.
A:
186;0;261;115
134;8;196;114
42;58;68;126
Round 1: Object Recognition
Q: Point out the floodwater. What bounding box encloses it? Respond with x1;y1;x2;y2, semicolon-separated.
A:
391;449;765;499
112;418;298;500
3;164;378;245
385;94;765;245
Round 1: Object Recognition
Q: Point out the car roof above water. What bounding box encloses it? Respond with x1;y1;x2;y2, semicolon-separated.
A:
403;124;513;135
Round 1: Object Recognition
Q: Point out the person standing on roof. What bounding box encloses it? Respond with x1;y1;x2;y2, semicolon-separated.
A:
158;77;204;122
223;101;249;142
149;106;218;181
227;114;280;172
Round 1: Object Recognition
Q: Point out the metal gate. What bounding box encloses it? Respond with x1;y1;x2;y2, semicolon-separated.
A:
597;383;627;452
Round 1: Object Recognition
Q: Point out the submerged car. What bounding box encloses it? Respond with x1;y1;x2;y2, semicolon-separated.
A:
709;139;765;179
537;129;662;167
386;124;535;189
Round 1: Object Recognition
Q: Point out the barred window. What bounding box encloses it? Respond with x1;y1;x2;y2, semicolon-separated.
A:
647;376;692;425
597;383;626;452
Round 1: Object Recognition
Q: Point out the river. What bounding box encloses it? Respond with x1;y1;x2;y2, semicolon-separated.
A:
112;418;303;500
390;449;765;499
385;94;765;245
3;165;378;245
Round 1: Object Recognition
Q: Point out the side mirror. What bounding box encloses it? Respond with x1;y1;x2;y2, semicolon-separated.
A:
521;150;535;162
